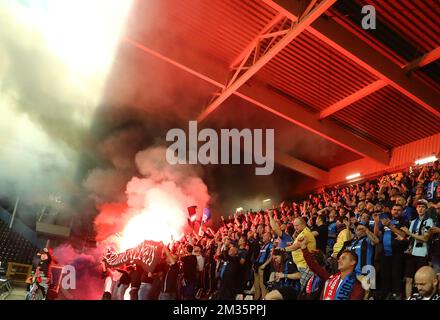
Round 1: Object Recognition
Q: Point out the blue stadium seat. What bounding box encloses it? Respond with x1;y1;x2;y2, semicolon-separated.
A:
0;220;39;269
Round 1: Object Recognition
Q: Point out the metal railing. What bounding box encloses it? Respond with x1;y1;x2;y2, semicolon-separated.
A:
0;278;13;300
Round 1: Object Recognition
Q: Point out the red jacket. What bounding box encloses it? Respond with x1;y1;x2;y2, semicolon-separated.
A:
301;248;365;300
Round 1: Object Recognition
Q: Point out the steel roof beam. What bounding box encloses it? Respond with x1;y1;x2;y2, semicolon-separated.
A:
275;150;329;181
319;79;388;119
403;46;440;74
125;37;390;165
197;0;337;122
264;0;440;119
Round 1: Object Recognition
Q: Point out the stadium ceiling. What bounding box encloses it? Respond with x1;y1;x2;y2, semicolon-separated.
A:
110;0;440;182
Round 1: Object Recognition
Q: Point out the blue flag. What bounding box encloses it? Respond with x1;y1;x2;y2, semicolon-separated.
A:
203;208;211;223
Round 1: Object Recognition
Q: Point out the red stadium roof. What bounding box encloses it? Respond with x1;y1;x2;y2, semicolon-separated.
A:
103;0;440;184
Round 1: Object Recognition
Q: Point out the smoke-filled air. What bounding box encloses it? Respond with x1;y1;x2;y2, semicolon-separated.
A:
0;1;214;293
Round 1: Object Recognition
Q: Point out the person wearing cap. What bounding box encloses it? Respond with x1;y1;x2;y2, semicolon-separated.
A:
32;247;53;300
401;198;434;299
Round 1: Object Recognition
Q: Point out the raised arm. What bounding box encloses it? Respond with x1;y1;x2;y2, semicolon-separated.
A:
268;210;282;237
234;213;242;227
163;244;176;264
365;227;380;246
372;213;380;237
417;166;426;183
214;241;223;260
345;218;353;241
378;177;389;196
298;237;331;282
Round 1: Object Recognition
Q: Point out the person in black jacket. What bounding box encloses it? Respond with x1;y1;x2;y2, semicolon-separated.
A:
114;267;130;300
379;204;409;300
180;244;198;300
216;244;242;300
311;215;328;253
129;264;142;300
265;249;301;300
159;246;179;300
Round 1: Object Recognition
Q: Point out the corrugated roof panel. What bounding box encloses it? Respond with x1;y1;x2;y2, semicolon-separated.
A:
124;0;439;165
257;31;380;111
163;0;279;65
368;0;440;54
331;0;440;91
205;95;363;170
332;86;440;148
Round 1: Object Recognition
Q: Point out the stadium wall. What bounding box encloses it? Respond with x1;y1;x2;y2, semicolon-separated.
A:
324;133;440;187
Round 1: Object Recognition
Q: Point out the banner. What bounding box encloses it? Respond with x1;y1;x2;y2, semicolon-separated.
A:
188;206;197;219
103;240;163;272
188;206;197;228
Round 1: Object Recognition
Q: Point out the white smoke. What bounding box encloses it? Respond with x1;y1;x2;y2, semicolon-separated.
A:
0;0;133;218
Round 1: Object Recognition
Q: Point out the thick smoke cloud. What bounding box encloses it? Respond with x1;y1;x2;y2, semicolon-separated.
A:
0;1;128;223
0;1;134;228
98;125;147;170
82;168;133;205
0;0;237;300
93;146;211;246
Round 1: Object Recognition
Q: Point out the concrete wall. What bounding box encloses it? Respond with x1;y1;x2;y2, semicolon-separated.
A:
323;133;440;187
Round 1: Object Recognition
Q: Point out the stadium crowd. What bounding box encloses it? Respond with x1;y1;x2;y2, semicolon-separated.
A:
99;161;440;301
26;162;440;300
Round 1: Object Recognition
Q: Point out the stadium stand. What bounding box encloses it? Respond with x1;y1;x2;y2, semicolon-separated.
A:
0;219;39;276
